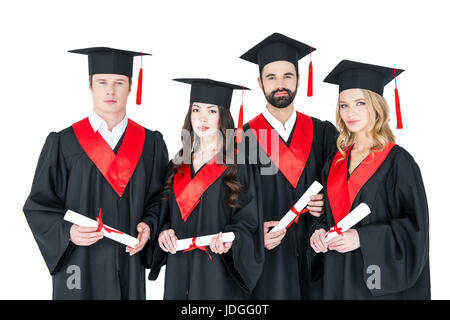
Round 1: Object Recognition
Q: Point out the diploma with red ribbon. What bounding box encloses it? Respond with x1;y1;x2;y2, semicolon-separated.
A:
176;232;235;251
313;202;371;253
324;203;371;241
182;237;213;261
64;209;139;248
270;181;323;233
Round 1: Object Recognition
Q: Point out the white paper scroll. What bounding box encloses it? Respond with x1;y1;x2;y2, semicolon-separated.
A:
269;181;323;233
313;202;371;253
64;210;139;248
176;232;235;251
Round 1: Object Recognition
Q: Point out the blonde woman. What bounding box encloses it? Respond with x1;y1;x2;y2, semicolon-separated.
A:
310;60;430;299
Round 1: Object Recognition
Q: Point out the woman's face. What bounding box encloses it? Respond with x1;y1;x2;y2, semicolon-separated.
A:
190;102;220;139
339;88;372;134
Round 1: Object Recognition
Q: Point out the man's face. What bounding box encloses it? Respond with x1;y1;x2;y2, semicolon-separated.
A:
90;74;131;115
258;60;299;109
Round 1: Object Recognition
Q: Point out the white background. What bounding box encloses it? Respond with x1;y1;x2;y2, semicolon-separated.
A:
0;0;448;299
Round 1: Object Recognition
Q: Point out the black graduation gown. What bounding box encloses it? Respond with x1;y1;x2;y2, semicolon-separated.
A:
239;111;338;299
149;162;265;300
23;122;169;300
313;145;430;299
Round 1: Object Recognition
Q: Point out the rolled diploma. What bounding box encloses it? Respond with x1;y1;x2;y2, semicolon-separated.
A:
64;210;139;248
313;202;371;253
176;232;235;251
269;181;323;233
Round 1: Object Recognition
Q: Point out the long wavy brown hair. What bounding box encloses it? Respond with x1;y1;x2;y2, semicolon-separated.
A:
336;89;396;161
163;103;243;208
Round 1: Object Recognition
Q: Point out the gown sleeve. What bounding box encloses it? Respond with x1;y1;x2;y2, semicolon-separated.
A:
221;163;265;295
321;121;338;167
357;149;430;296
307;152;336;281
148;189;170;280
304;120;337;236
23;132;73;275
140;131;169;267
309;121;337;235
311;152;336;233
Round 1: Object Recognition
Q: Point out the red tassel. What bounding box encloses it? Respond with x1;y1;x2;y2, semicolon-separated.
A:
394;69;403;129
236;87;244;143
136;67;143;105
395;88;403;129
308;61;312;97
307;47;313;97
236;104;244;143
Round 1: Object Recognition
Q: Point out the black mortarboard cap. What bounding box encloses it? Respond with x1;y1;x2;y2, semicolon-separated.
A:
173;78;250;109
323;59;404;96
324;59;405;129
68;47;151;77
240;33;315;73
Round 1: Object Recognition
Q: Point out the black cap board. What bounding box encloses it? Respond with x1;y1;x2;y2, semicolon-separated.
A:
323;60;404;96
173;78;250;109
240;33;315;73
69;47;151;77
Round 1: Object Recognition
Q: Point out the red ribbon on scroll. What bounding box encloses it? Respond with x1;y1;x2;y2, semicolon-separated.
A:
183;237;213;261
286;208;309;229
327;225;343;238
96;209;124;234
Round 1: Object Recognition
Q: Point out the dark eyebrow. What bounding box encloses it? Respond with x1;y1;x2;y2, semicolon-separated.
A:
95;78;126;82
192;104;217;109
284;72;295;76
264;73;275;78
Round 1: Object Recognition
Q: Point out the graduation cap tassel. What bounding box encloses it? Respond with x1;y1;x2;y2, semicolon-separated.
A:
307;47;313;97
394;69;403;129
236;87;244;143
136;54;143;105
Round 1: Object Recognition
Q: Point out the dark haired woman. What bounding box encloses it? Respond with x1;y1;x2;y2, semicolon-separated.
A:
149;79;265;299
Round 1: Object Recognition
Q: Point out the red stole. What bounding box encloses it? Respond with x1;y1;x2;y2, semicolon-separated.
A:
248;111;313;188
72;117;145;197
327;143;396;224
173;157;227;222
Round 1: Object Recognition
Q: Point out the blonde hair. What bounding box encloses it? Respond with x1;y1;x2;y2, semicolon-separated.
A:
336;89;395;160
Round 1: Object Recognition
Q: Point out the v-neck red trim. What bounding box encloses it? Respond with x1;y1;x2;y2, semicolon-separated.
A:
249;111;313;188
327;142;396;224
72;117;145;197
173;156;227;222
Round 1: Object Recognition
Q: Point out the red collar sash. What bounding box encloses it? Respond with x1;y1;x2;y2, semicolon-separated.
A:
249;111;313;188
173;157;227;222
327;143;396;224
72;117;145;197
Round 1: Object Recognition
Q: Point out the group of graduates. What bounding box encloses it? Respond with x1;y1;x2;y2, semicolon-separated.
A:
23;33;430;300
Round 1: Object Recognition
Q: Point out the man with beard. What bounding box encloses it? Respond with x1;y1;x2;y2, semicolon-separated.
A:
238;33;338;299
